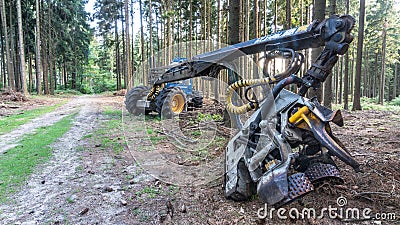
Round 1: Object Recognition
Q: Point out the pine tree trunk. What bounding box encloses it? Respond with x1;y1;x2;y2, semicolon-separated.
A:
48;1;54;95
352;0;365;110
10;4;20;91
125;0;132;89
285;0;291;29
189;0;193;57
28;53;33;93
215;0;221;101
228;0;240;45
394;63;397;99
121;7;126;88
17;0;27;94
0;0;15;90
149;0;153;68
379;20;388;105
343;0;350;109
0;27;5;88
35;0;42;94
63;61;67;89
42;46;49;94
309;0;325;101
274;0;277;32
253;0;259;81
228;0;241;85
324;0;335;108
42;23;49;95
115;20;121;90
139;0;146;85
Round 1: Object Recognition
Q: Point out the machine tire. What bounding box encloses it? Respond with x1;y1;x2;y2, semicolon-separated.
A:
192;91;203;108
225;159;257;201
156;87;187;118
125;86;150;115
192;97;203;108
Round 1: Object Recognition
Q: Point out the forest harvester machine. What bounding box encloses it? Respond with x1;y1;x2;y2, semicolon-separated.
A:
125;15;361;206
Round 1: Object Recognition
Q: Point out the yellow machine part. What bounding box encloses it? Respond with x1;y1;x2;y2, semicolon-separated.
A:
170;93;185;113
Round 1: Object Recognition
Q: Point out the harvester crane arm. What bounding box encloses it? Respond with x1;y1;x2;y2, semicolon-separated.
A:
149;14;354;100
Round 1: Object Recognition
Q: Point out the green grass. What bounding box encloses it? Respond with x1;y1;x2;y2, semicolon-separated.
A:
135;186;159;198
0;114;75;202
54;89;83;96
149;135;166;145
196;112;223;122
332;97;400;113
0;101;68;135
93;108;125;154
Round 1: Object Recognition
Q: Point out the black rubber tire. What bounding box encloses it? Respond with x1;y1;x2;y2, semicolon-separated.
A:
192;96;203;108
225;159;257;201
192;91;203;108
155;87;187;119
125;86;150;115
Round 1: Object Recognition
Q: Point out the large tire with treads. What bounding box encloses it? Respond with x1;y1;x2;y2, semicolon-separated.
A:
225;159;257;201
125;86;150;115
192;90;203;108
156;87;187;119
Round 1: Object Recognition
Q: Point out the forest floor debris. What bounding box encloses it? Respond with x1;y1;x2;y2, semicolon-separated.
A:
0;94;398;224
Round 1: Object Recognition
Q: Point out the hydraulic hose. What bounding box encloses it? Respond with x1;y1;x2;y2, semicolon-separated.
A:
226;77;275;114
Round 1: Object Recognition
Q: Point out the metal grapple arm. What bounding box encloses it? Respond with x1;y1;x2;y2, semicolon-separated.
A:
148;15;355;101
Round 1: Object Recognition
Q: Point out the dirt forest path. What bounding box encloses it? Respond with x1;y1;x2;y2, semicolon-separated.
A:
0;96;86;154
0;95;143;224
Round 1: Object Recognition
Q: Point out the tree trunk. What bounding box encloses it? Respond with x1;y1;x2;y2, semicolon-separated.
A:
285;0;291;29
343;0;350;109
189;0;193;57
394;63;397;99
42;21;49;95
124;0;132;89
379;20;388;105
139;0;146;85
0;27;5;88
324;0;335;108
35;0;42;94
115;20;121;90
229;0;240;45
16;0;27;94
120;6;126;89
274;0;277;32
308;0;325;101
28;53;33;93
48;1;54;95
10;4;20;91
0;0;15;90
42;46;49;94
63;61;67;89
228;0;241;85
352;0;365;111
149;0;153;70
